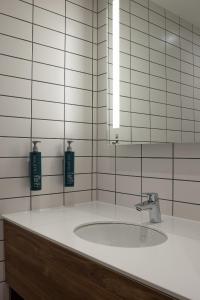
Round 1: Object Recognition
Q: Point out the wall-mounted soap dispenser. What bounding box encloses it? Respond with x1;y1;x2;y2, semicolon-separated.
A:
30;141;42;191
64;141;75;187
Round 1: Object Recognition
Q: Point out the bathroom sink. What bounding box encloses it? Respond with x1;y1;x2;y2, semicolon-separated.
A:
74;222;167;248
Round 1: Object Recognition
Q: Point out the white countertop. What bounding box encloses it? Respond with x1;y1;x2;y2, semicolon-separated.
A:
3;201;200;300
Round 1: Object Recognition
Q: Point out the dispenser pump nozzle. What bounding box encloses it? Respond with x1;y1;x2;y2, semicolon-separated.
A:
32;141;41;152
67;140;73;151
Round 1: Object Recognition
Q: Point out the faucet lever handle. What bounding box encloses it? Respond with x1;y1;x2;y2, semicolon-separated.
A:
146;192;159;203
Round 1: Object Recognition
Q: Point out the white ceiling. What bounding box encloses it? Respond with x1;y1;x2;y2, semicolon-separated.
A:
152;0;200;28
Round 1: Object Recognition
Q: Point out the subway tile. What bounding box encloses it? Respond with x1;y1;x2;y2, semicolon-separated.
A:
0;178;29;199
132;127;150;142
0;96;31;118
181;50;193;64
131;29;149;47
97;141;115;157
97;174;115;191
150;36;165;53
32;175;63;195
0;55;31;79
132;71;149;87
66;19;92;42
32;119;64;138
132;99;150;114
75;157;92;174
0;138;30;157
150;75;166;91
0;14;32;41
167;130;181;143
150;49;165;65
66;36;92;58
182;132;194;143
97;190;115;204
166;43;180;59
116;193;140;208
33;44;64;67
32;81;64;103
131;15;148;34
174;180;200;204
32;193;63;210
38;139;63;157
174;144;200;158
0;0;32;21
159;200;173;216
174;159;200;181
65;105;92;123
149;1;165;15
65;122;92;139
35;0;65;16
0;35;32;60
70;0;93;11
0;117;30;137
167;93;180;106
120;10;129;27
132;57;149;73
33;25;65;50
143;158;172;179
131;2;148;20
116;175;141;195
142;178;172;200
33;62;64;85
131;43;149;60
66;52;92;74
65;190;92;206
150;62;165;78
151;128;167;143
0;158;28;178
142;144;172;157
116;144;141;157
150;89;166;104
66;2;93;26
65;70;92;90
166;10;179;24
116;158;141;176
132;113;150;128
150;24;165;41
97;157;115;174
134;0;148;7
32;101;64;121
149;10;165;28
65;173;92;192
174;202;200;222
151;102;166;116
166;19;179;35
65;87;92;106
34;7;65;33
0;75;31;98
43;158;63;175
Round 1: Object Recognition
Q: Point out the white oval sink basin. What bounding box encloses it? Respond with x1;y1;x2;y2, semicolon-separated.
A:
74;222;167;248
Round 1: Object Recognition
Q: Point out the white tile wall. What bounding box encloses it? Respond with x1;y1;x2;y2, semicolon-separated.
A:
1;0;200;297
97;0;200;224
0;0;97;295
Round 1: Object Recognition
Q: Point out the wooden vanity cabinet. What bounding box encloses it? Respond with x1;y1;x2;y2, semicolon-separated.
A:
4;221;176;300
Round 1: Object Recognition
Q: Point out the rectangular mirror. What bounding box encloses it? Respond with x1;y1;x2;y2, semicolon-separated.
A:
107;0;200;144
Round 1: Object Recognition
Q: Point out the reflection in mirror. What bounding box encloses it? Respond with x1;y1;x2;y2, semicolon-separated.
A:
107;0;200;144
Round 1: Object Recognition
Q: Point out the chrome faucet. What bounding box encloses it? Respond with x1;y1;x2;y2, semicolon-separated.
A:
135;193;161;223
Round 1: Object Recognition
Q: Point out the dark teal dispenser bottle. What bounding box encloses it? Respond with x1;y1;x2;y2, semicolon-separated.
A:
64;141;75;187
30;141;42;191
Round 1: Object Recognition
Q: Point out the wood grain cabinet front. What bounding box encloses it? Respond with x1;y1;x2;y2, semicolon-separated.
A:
4;221;176;300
